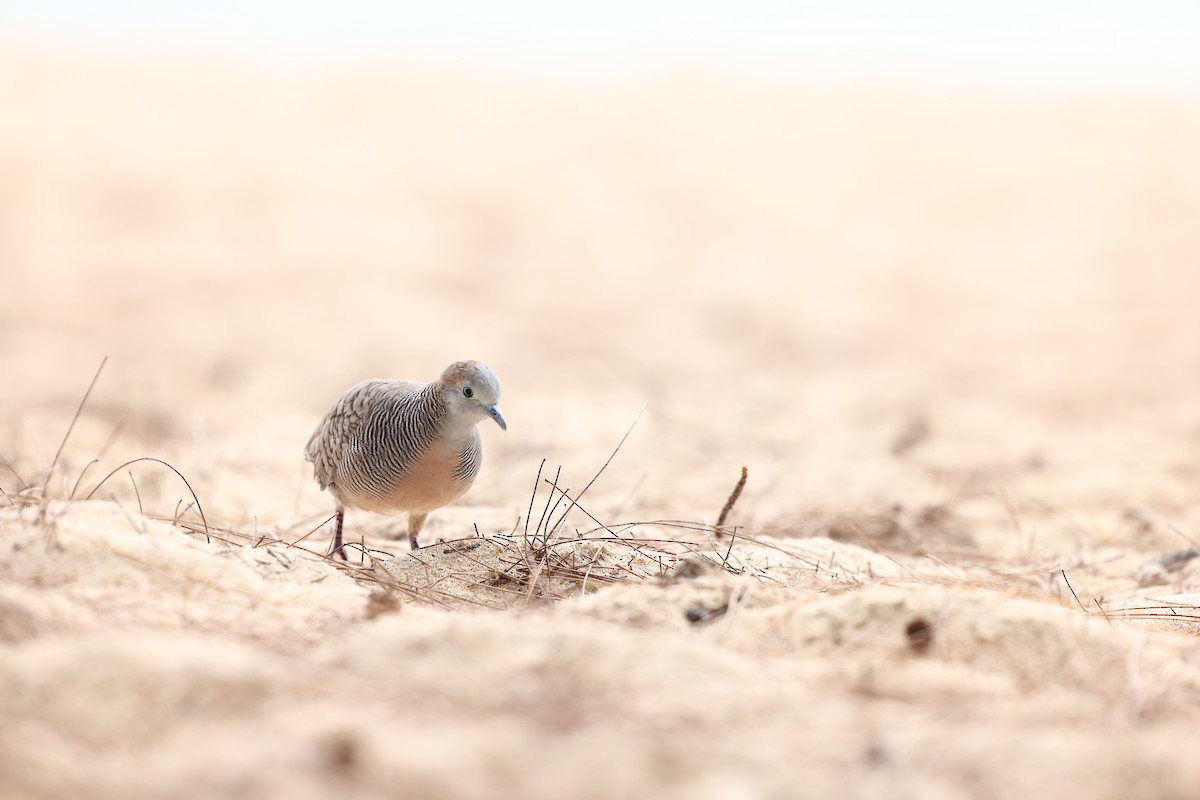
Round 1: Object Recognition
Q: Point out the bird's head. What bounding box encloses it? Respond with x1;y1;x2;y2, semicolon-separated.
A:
440;360;506;431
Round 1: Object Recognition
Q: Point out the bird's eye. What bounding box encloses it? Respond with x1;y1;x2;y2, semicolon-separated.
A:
463;387;474;398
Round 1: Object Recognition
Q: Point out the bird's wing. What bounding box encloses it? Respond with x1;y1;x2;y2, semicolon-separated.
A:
305;379;410;490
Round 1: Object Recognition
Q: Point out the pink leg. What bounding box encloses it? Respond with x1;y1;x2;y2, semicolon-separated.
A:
331;505;347;561
408;512;428;550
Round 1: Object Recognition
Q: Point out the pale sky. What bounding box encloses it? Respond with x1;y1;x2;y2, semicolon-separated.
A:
4;1;1200;89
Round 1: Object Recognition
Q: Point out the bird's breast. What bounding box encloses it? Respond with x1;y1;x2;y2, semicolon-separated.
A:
347;438;475;514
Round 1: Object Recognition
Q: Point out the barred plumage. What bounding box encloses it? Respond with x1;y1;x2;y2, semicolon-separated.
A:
305;361;505;559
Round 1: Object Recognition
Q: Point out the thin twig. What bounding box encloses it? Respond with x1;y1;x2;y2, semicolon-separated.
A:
128;470;144;521
535;465;563;545
68;459;99;501
524;458;545;541
718;529;738;572
1168;524;1200;552
44;356;107;491
546;402;645;537
287;513;338;548
0;452;28;491
1061;569;1088;614
611;472;648;519
97;419;126;460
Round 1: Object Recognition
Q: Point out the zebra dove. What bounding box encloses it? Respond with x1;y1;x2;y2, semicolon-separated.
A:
305;360;506;559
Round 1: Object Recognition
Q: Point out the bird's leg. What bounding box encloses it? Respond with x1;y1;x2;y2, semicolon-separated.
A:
332;505;347;561
408;512;428;550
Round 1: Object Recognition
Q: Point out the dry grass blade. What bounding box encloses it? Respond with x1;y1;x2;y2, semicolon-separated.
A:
544;402;644;539
85;457;211;537
68;459;100;500
0;451;29;491
42;355;107;492
523;458;545;541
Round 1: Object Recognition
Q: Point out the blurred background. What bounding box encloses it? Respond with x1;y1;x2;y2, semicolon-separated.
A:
2;1;1200;549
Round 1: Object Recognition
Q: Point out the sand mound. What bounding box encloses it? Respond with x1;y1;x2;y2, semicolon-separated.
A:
377;533;675;609
5;506;1200;800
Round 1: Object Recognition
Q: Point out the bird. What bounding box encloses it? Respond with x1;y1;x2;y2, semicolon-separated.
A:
305;360;506;560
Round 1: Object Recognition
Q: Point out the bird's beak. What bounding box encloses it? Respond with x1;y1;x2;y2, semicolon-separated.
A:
486;404;507;431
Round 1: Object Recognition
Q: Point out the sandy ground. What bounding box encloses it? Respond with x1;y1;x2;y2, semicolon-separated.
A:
3;51;1200;798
